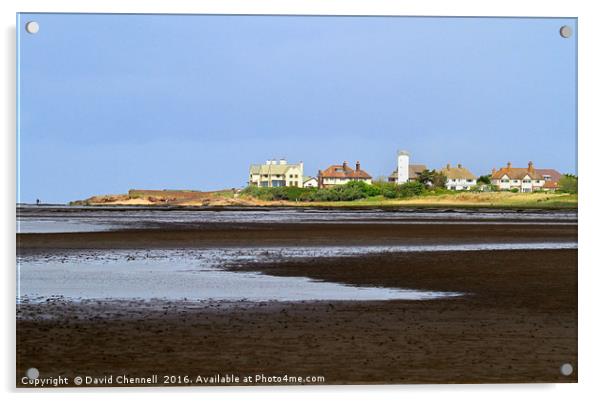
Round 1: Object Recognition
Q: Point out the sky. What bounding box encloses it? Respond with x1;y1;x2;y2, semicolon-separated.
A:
17;14;577;204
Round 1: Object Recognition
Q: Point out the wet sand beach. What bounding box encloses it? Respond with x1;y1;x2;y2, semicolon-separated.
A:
17;220;576;252
16;209;577;385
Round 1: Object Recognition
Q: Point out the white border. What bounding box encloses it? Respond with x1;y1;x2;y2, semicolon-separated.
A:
3;1;601;400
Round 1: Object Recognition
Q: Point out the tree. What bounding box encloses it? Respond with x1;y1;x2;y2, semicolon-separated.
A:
431;171;448;189
417;169;435;187
558;174;578;194
477;174;491;185
417;169;447;189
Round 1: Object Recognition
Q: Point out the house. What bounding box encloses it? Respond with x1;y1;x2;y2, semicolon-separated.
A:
535;168;563;192
491;161;545;192
439;163;477;190
249;159;304;188
318;161;372;188
303;176;318;188
387;150;427;184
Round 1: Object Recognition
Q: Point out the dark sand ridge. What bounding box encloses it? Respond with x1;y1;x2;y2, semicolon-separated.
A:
17;223;577;385
17;221;576;253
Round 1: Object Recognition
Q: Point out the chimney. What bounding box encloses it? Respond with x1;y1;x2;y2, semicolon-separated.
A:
343;161;348;169
457;163;462;169
492;168;496;175
446;163;451;170
356;161;360;171
528;161;534;173
507;162;512;169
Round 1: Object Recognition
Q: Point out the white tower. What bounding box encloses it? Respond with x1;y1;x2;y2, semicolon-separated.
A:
397;150;410;184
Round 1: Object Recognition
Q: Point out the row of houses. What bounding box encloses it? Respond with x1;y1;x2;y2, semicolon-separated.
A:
248;152;562;192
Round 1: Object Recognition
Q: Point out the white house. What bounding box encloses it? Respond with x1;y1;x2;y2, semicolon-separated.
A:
439;163;477;190
302;176;318;188
491;161;545;192
249;159;304;188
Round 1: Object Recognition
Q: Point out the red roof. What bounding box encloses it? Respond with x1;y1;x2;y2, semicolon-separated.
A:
535;169;563;183
492;162;543;180
320;162;371;179
543;181;559;189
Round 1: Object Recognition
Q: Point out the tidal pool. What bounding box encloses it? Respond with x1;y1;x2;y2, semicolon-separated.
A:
17;258;461;303
17;242;576;303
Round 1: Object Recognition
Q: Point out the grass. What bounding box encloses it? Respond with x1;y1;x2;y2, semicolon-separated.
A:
290;192;577;209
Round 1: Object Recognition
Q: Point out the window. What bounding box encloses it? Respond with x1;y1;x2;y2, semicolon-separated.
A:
523;179;531;183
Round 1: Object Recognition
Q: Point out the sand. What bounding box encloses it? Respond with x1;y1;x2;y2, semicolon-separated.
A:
17;221;576;252
16;221;577;386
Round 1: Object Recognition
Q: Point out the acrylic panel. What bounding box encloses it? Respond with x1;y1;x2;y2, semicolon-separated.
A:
16;13;577;387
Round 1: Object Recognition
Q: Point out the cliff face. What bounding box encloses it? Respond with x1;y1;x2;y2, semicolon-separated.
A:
69;189;272;207
70;189;219;206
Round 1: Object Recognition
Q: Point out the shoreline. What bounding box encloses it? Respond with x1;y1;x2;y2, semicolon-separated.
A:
21;203;578;211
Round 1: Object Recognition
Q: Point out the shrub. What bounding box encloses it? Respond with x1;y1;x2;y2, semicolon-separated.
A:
373;182;399;199
242;180;426;202
558;174;578;194
398;181;426;197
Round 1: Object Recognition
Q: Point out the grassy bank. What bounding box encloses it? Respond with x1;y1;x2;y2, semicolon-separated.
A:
299;192;578;209
71;189;577;209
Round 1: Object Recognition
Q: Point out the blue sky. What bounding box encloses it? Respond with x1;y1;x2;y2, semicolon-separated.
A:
17;14;577;204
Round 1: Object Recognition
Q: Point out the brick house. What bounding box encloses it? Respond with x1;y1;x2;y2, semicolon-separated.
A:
491;161;546;192
318;161;372;188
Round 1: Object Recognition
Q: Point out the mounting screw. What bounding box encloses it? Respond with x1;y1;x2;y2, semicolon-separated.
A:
560;363;573;376
25;21;39;34
559;25;572;38
26;367;39;379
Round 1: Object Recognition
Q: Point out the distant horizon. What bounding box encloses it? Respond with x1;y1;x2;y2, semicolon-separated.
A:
17;14;577;203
